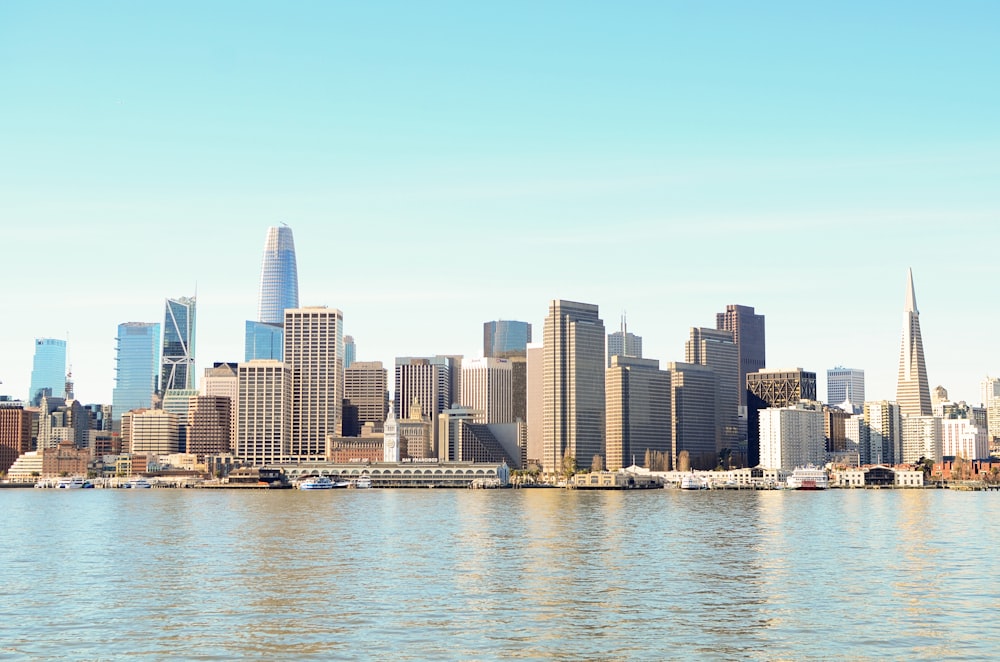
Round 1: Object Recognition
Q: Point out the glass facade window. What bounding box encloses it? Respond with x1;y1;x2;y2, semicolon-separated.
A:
113;322;160;419
28;338;67;405
245;321;284;361
161;297;196;392
257;225;299;325
483;320;532;358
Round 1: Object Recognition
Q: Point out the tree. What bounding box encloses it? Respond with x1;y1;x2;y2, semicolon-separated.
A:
591;454;604;472
561;449;577;479
644;448;652;469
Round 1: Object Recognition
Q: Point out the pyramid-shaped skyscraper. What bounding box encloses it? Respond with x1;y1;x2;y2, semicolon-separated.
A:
896;268;931;417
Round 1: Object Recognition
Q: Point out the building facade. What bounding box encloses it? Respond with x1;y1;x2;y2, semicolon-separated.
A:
0;402;34;474
28;338;67;405
901;415;942;463
827;366;866;409
605;356;670;471
483;320;532;358
716;304;765;410
344;361;388;431
237;360;292;466
202;362;238;444
758;401;825;471
746;368;817;468
460;357;513;423
395;356;454;444
941;418;988;460
896;269;932;417
685;327;740;454
186;395;232;460
161;296;196;392
257;225;299;325
343;335;356;369
245;321;284;361
862;400;902;465
125;409;180;456
285;307;343;457
607;321;643;369
668;362;717;470
112;322;161;421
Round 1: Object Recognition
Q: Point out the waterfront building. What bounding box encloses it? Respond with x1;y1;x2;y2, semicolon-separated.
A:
746;368;817;468
343;335;356;369
896;269;932;417
202;362;238;444
257;225;299;325
438;406;522;466
827;367;865;409
186;395;232;460
162;388;200;452
668;362;718;470
941;418;988;460
862;401;902;465
28;338;67;405
41;440;89;478
716;304;765;410
395;356;454;444
112;322;161;421
124;409;180;456
5;451;42;483
901;415;942;463
758;401;825;471
483;320;532;358
607;316;642;368
244;321;283;361
460;357;513;423
344;361;388;431
160;296;196;392
685;327;740;455
542;300;605;476
398;399;433;458
605;356;670;471
0;401;34;474
285;307;343;457
383;403;400;462
237;360;292;466
525;343;543;465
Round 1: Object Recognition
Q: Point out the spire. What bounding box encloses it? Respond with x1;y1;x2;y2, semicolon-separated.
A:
905;267;918;314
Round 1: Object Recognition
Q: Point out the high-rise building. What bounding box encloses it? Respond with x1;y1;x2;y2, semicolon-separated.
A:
112;326;161;420
36;395;87;450
237;360;292;465
395;356;454;446
827;367;866;408
901;415;942;464
0;400;34;474
607;316;642;368
460;357;513;423
284;307;343;458
28;338;67;405
343;335;356;369
483;320;532;358
542;300;605;476
160;296;196;393
980;377;1000;408
941;418;988;460
685;327;740;455
124;409;180;456
716;304;765;410
257;225;299;325
525;343;543;466
344;361;388;431
668;362;718;470
759;401;826;471
746;368;817;468
202;362;238;445
896;268;932;417
245;321;283;361
605;356;670;471
186;395;232;460
862;400;902;465
162;388;200;453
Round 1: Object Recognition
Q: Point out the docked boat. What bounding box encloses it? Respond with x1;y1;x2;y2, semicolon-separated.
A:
680;474;706;490
298;476;334;490
125;477;153;489
786;466;829;490
352;476;372;489
57;476;86;489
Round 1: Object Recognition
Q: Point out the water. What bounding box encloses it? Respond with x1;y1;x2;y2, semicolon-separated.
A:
2;488;997;660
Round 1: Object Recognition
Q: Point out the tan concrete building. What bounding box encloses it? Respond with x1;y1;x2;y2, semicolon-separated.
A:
460;357;513;423
202;362;238;443
285;306;343;457
42;440;89;477
685;327;740;454
525;343;543;466
668;362;718;470
344;361;388;430
125;409;180;456
187;395;232;460
605;356;670;471
237;360;292;466
398;399;433;458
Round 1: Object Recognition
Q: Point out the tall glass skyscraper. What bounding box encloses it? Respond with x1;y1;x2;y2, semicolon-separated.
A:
245;321;284;361
28;338;67;405
113;322;161;420
257;225;299;325
483;320;532;358
343;335;356;369
161;296;197;392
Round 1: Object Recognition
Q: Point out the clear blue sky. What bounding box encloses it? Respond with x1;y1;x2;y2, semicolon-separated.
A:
2;1;998;405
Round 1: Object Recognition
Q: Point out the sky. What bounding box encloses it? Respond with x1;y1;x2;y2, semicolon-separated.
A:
1;1;998;406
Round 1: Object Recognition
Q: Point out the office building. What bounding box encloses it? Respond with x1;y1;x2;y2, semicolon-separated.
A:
862;401;902;465
285;307;343;457
202;362;238;445
28;338;67;405
668;362;717;470
605;356;670;471
245;321;283;361
438;406;521;466
161;296;196;392
685;327;740;454
941;418;988;460
0;400;34;474
237;360;292;466
747;368;817;468
607;316;642;368
398;399;433;458
484;320;532;358
257;225;299;325
525;343;543;465
827;367;866;409
124;409;180;456
344;361;388;431
461;357;513;423
186;395;232;460
113;322;161;421
542;300;605;476
901;415;942;464
37;395;87;450
716;304;765;410
395;356;454;444
759;401;825;471
162;388;200;453
896;269;932;417
343;335;356;369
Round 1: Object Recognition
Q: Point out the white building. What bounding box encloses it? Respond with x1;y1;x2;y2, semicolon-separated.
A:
285;307;344;457
901;415;942;463
202;362;238;444
863;401;902;465
383;403;400;463
941;418;988;460
758;401;825;470
125;409;180;456
460;357;513;424
525;343;543;465
237;360;292;466
827;366;865;409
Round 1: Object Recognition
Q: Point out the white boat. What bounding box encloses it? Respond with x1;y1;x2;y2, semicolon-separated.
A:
352;476;372;489
125;477;153;489
299;476;334;490
786;466;829;490
680;474;706;490
57;476;86;489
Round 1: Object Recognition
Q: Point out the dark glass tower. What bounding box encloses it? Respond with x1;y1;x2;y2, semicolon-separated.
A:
716;304;766;409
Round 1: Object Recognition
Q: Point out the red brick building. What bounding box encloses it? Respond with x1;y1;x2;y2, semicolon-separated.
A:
0;405;35;474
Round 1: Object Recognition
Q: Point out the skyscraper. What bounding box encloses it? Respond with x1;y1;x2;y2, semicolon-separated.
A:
237;360;291;465
716;304;765;409
827;367;866;409
483;320;532;358
112;322;161;421
257;225;299;325
460;357;513;423
344;361;388;430
605;356;670;471
746;368;817;468
285;307;343;457
542;300;605;476
245;321;283;361
685;327;740;455
607;316;642;368
28;338;67;405
896;269;932;418
395;356;453;446
343;335;356;369
161;296;196;392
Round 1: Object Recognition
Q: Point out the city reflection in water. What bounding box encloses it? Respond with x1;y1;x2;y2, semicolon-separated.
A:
2;488;1000;659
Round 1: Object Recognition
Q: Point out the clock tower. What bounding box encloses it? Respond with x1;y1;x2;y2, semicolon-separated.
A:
383;402;400;463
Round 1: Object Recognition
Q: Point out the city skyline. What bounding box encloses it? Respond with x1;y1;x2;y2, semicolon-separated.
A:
2;3;998;406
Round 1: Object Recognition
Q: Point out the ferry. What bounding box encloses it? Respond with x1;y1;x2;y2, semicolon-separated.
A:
680;474;707;490
352;476;372;489
298;476;334;490
125;477;153;489
57;476;87;489
786;466;829;490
